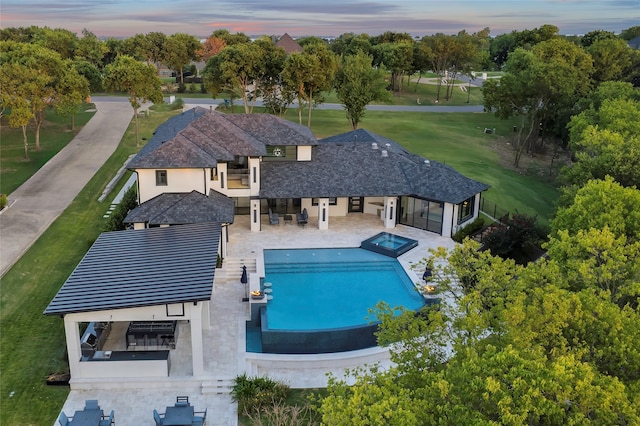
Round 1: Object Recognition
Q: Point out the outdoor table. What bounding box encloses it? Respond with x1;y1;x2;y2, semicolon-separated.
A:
283;214;292;225
69;409;103;425
163;405;194;426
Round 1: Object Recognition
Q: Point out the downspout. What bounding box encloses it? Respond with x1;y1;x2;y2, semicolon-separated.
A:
450;204;455;238
203;168;207;195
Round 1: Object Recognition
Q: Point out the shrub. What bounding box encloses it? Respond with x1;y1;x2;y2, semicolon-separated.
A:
231;373;290;414
188;83;197;94
0;194;7;210
102;185;138;232
452;217;485;243
200;84;207;94
169;97;184;111
482;212;547;263
177;82;186;93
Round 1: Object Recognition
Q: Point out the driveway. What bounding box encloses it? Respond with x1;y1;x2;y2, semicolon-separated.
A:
0;102;134;277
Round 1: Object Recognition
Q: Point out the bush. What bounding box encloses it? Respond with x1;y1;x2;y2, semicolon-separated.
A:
177;82;186;93
200;84;207;94
231;373;290;414
0;194;7;210
188;83;197;94
102;185;138;232
169;97;184;111
452;217;485;243
482;212;548;263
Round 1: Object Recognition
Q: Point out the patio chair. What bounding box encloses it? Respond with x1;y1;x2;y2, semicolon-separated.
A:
85;399;100;411
58;412;72;426
296;208;308;228
268;209;280;225
153;409;165;425
176;395;190;405
192;408;207;425
98;410;115;426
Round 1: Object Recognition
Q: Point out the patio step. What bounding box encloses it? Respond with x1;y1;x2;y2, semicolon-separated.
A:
201;378;234;395
217;257;256;280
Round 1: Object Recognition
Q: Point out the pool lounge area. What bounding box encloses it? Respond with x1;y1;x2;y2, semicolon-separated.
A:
58;213;455;426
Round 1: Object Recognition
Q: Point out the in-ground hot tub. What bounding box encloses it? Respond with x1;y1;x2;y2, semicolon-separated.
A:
360;232;418;258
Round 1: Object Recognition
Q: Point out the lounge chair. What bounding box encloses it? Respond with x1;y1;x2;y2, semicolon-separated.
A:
268;209;280;225
296;208;308;227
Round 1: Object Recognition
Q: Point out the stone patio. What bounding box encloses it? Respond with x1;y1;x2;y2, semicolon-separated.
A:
57;213;455;425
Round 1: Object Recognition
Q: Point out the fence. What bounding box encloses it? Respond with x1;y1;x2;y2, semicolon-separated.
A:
479;197;510;224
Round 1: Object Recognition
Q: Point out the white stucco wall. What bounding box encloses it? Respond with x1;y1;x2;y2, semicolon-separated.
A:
297;146;312;161
137;169;206;203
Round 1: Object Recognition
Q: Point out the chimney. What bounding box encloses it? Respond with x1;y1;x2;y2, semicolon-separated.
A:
381;150;388;158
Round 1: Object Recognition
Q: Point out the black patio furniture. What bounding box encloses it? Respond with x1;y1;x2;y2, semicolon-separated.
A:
296;208;308;227
283;214;293;225
268;209;280;225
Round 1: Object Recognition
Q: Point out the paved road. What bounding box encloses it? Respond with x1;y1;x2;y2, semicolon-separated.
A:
0;102;134;277
95;95;486;113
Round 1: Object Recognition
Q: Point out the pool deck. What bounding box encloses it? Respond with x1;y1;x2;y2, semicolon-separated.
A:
58;213;455;426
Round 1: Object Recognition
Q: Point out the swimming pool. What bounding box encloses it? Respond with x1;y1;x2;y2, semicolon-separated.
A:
247;248;426;354
360;232;419;257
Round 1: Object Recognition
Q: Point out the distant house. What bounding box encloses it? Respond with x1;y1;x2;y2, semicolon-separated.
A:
276;33;303;54
628;35;640;50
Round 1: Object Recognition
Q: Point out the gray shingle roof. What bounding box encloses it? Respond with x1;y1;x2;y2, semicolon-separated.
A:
259;128;489;204
129;108;317;169
124;190;235;225
44;222;220;315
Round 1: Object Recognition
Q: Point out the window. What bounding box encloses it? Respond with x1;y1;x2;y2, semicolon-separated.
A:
457;196;475;224
155;170;168;186
263;145;297;161
312;198;337;206
210;168;218;181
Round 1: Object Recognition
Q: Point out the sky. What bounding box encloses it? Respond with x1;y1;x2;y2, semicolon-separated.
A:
1;0;638;39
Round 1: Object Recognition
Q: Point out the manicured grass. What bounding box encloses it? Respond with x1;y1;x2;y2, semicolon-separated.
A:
0;106;182;426
286;110;559;223
0;105;558;425
0;106;95;195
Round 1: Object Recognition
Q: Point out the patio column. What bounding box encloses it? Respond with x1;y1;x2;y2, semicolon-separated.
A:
64;317;82;379
190;303;204;376
219;225;228;259
317;198;329;230
250;199;260;232
383;196;397;228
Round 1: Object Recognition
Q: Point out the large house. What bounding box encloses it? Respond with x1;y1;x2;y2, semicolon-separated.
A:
45;107;488;386
127;107;488;240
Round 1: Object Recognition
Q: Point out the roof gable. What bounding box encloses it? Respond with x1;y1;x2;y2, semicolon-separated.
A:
44;222;220;315
276;33;303;54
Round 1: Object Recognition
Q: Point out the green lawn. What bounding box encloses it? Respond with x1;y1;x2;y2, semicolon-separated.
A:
0;106;96;195
0;106;558;425
0;106;182;426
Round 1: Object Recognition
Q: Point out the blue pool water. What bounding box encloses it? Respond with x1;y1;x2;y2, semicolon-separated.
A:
263;248;424;330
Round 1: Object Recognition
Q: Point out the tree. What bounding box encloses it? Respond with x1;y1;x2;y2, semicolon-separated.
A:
580;29;617;47
282;43;337;126
483;38;593;166
75;29;106;67
210;29;251;46
74;60;103;92
33;27;77;59
55;60;90;130
163;33;200;83
330;32;372;56
0;41;83;150
216;42;264;113
197;35;226;62
588;38;636;84
0;62;37;160
334;52;390;129
372;41;413;92
620;25;640;41
103;55;163;146
563;89;640;189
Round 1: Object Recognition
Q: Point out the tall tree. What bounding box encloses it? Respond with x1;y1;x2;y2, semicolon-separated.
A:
372;41;413;93
0;62;38;160
334;52;390;129
483;38;593;166
163;33;200;83
103;55;163;146
197;35;226;62
75;29;106;67
282;43;337;126
55;60;90;130
587;38;637;84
